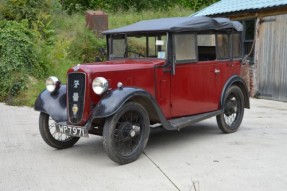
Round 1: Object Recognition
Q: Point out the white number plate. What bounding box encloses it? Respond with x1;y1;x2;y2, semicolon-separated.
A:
55;123;89;137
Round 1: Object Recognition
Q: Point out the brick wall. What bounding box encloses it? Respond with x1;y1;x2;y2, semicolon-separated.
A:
240;62;257;97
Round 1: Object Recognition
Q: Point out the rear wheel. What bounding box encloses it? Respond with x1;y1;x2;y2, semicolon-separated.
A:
39;112;80;149
103;102;150;165
217;86;245;133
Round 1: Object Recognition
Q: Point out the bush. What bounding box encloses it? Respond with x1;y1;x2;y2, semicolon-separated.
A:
51;14;106;63
0;0;59;41
0;20;46;101
0;0;59;23
69;29;106;63
61;0;219;13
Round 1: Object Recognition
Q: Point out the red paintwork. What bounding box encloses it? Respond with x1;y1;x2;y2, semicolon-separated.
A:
67;59;165;125
170;60;241;117
67;58;241;125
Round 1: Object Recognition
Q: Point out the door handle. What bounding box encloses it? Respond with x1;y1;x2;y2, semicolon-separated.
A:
214;69;220;74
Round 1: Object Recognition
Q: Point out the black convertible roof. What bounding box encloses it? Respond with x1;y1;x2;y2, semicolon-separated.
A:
103;16;243;35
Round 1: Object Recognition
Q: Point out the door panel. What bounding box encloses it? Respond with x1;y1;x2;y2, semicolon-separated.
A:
170;61;219;117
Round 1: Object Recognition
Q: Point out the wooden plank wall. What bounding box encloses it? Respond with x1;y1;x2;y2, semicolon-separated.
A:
256;14;287;102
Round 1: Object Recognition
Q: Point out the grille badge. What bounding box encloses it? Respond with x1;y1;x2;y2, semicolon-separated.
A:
72;104;78;116
74;80;80;88
73;93;79;102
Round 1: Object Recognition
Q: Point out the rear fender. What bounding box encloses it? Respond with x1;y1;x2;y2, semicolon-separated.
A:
220;75;250;109
34;85;67;122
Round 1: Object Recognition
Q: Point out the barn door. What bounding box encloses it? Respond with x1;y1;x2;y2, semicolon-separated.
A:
256;15;287;102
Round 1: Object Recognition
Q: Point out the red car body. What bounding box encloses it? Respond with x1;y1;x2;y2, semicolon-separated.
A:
70;58;241;125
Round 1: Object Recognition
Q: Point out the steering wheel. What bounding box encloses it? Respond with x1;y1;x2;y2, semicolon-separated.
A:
124;50;145;58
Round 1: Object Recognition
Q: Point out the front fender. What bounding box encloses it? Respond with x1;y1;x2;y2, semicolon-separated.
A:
34;85;67;122
91;87;178;130
92;87;154;118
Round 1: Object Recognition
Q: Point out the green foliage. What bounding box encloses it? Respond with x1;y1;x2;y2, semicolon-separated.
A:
109;7;195;29
178;0;219;11
51;14;106;64
61;0;218;13
0;20;47;100
32;12;55;43
69;29;106;63
1;0;50;23
0;0;216;105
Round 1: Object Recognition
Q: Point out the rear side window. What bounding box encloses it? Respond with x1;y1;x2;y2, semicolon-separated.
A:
174;34;196;63
217;34;230;60
232;33;242;58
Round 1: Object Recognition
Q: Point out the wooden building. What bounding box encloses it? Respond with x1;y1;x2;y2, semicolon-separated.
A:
193;0;287;102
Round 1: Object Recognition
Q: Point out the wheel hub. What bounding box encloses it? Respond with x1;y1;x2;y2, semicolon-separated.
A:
129;125;140;137
225;100;237;116
118;122;141;139
130;130;136;137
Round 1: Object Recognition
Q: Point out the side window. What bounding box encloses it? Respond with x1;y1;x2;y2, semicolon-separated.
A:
217;34;230;60
174;34;196;63
232;33;242;58
148;36;167;59
197;34;216;61
148;36;157;57
110;37;125;59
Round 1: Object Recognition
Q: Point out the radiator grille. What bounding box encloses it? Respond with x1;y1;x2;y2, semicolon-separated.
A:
67;73;86;124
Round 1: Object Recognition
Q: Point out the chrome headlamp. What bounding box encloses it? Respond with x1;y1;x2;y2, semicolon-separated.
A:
46;76;61;93
92;77;109;95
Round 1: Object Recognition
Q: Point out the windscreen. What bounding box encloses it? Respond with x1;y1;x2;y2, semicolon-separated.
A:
108;34;167;60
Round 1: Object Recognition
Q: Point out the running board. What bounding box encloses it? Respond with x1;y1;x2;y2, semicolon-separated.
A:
167;110;222;130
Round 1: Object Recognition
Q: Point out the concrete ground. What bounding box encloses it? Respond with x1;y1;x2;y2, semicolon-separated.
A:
0;98;287;191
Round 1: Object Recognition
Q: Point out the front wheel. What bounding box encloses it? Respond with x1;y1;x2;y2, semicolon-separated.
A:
103;102;150;165
216;86;245;133
39;112;80;149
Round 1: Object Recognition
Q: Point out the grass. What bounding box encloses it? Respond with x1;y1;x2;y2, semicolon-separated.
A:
109;6;193;29
16;7;194;106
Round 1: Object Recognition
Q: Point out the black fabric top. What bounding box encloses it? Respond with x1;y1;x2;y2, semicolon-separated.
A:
103;16;243;35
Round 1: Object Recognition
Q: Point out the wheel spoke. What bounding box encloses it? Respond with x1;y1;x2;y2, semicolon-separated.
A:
223;91;242;127
47;116;73;142
113;110;143;156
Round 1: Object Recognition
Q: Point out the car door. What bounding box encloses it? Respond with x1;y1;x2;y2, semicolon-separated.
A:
170;33;219;118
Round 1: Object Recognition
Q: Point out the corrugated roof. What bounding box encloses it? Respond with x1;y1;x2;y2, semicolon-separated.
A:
192;0;287;16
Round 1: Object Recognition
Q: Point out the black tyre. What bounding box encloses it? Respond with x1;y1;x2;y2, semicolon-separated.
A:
103;102;150;165
216;86;245;133
39;112;80;149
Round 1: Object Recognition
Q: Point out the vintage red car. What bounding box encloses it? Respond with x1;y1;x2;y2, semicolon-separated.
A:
35;16;250;164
